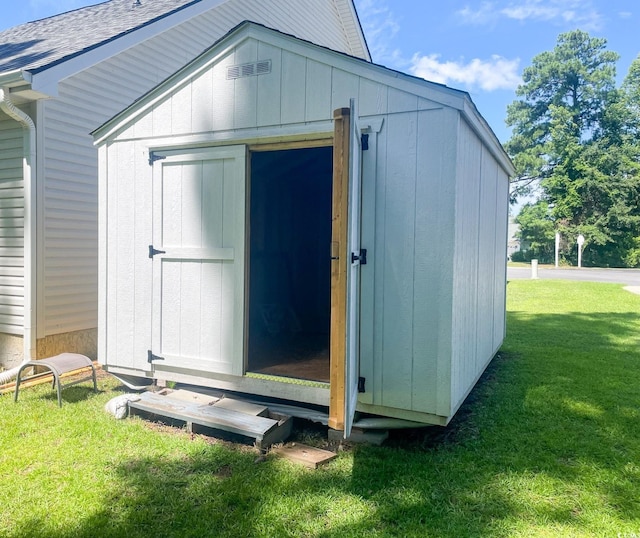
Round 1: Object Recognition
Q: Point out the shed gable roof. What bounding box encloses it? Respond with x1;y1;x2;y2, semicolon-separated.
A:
0;0;369;75
93;21;514;175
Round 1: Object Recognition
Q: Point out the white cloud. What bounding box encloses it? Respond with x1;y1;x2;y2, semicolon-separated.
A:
354;0;404;66
457;2;498;25
410;53;522;91
457;0;603;31
357;0;522;92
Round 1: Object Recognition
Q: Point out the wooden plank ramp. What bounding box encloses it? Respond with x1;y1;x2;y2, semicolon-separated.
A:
128;390;291;449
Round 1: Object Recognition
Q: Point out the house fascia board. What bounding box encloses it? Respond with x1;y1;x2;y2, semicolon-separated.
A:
29;0;226;97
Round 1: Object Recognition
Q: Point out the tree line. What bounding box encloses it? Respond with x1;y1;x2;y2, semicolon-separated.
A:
507;30;640;267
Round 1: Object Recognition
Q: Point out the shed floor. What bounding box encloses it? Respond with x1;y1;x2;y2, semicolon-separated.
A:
248;332;329;383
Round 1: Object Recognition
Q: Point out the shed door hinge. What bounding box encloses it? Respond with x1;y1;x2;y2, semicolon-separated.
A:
351;248;367;265
358;376;366;393
149;152;166;166
147;350;165;364
148;245;166;258
361;133;369;151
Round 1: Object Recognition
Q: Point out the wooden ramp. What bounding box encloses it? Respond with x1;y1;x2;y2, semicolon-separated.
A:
128;389;292;449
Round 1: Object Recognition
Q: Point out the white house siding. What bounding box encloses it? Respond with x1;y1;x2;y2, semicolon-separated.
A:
39;0;365;338
450;117;509;414
0;111;25;335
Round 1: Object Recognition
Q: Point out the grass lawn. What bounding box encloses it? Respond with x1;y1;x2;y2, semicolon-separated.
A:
2;280;640;537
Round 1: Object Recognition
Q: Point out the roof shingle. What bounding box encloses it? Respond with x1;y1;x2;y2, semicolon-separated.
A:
0;0;200;73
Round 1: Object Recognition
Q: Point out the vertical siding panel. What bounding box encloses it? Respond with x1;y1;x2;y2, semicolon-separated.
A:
132;141;152;369
476;150;498;367
200;159;224;360
97;144;108;364
372;121;388;406
106;144;119;365
171;83;193;136
133;106;153;139
114;142;136;368
178;162;203;359
331;68;359;111
280;51;307;124
381;111;417;411
494;169;509;348
388;88;419;114
191;67;214;133
305;59;332;121
359;79;388;117
152;97;172;137
233;39;259;130
412;109;456;414
211;50;236;132
451;119;482;408
257;42;282;127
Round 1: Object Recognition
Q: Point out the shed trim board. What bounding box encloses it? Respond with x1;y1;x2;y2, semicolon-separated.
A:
95;22;514;427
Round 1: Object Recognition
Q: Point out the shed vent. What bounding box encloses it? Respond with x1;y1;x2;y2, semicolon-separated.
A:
227;60;272;80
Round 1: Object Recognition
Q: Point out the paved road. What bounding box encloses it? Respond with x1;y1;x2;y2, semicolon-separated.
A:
507;266;640;286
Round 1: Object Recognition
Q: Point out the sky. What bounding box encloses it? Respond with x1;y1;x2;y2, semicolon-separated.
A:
0;0;638;144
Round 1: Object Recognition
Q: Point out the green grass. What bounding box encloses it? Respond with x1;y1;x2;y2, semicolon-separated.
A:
2;280;640;537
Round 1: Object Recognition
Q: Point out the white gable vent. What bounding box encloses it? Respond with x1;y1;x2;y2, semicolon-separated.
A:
227;60;272;80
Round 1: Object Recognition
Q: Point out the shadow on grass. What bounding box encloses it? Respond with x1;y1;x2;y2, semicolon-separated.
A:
9;310;640;537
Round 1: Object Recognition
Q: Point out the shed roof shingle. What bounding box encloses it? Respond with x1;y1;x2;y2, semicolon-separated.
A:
0;0;201;73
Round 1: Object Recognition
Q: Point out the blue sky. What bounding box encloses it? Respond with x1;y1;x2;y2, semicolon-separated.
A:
1;0;638;143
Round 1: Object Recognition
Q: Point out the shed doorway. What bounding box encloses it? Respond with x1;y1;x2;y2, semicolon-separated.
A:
247;145;333;383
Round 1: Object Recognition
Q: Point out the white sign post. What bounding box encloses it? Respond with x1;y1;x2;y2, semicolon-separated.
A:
577;234;585;268
531;259;539;279
555;233;560;268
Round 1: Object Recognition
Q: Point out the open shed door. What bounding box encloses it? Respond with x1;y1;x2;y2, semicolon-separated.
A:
329;100;363;438
149;146;246;375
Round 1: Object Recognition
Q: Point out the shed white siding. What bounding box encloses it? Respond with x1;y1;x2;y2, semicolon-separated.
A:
96;24;513;425
450;118;509;413
38;0;367;338
0;112;24;335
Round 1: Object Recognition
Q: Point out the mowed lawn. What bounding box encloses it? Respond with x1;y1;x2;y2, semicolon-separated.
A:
1;280;640;537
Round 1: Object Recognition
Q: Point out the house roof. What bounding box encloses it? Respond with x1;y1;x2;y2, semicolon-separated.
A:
0;0;369;75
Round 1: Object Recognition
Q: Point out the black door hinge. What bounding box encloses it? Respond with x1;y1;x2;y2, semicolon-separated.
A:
351;248;367;265
149;245;166;258
149;152;166;166
147;350;165;364
358;376;366;393
361;133;369;151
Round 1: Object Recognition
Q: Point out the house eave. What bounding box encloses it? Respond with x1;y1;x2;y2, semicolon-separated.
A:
0;69;31;88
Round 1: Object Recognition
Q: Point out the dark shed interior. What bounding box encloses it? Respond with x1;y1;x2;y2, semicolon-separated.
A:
247;146;333;382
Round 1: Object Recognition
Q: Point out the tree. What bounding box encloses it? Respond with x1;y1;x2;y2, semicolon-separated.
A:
506;31;640;267
514;201;555;263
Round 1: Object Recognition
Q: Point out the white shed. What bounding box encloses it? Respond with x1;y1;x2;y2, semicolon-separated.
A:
93;22;514;433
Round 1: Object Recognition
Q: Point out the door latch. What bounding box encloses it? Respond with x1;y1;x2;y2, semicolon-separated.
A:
351;249;367;265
